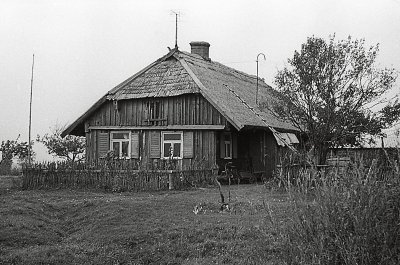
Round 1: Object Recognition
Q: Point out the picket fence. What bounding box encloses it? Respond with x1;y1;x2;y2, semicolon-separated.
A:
22;162;215;192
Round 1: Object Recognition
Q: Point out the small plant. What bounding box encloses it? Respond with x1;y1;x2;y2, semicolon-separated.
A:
193;204;203;215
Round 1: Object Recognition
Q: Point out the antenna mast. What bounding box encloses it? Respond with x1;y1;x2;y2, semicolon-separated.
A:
171;10;180;48
28;54;35;165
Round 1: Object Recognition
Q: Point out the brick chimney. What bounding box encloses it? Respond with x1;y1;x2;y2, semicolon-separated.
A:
190;41;210;60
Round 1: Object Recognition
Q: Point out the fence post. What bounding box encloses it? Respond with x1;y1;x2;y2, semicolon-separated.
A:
168;171;174;190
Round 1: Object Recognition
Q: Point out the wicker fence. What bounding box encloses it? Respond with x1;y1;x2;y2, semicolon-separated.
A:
22;162;215;192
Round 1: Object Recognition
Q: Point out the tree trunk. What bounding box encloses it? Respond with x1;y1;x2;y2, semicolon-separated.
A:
317;144;329;165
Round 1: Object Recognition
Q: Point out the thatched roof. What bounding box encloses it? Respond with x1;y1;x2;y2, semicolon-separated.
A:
108;54;199;99
176;51;296;131
62;48;297;137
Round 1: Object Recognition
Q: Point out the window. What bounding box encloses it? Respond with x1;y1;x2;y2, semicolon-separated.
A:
147;101;161;120
223;133;232;159
146;100;165;125
220;132;237;159
161;131;183;159
110;131;131;158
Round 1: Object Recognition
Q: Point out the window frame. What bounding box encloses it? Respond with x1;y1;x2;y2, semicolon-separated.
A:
147;100;161;121
110;131;131;159
161;131;183;159
223;132;232;159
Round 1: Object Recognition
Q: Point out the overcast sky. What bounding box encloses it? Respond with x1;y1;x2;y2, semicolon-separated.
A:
1;0;399;161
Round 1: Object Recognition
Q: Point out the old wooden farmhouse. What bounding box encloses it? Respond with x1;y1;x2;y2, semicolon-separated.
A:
62;41;299;177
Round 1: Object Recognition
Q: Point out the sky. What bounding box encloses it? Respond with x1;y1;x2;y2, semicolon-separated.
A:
1;0;400;161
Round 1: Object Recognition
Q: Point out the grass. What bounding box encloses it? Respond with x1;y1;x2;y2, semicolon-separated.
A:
279;163;400;265
5;161;398;265
0;180;292;264
0;175;21;191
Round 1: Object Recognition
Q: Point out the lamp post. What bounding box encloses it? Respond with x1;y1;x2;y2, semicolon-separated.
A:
256;53;266;105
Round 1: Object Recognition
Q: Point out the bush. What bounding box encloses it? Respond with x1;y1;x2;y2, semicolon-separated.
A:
279;160;400;264
0;159;12;175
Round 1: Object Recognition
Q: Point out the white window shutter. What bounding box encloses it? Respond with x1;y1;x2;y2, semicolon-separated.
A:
131;132;140;158
183;131;194;158
149;131;160;158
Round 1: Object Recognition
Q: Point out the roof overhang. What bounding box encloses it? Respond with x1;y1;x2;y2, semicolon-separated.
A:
274;132;300;147
61;96;107;137
88;125;226;131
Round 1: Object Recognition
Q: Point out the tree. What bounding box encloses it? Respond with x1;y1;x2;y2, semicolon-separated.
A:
380;99;400;127
274;35;398;164
37;125;86;162
0;136;33;174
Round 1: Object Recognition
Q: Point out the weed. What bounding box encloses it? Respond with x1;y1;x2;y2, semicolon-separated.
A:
279;159;400;264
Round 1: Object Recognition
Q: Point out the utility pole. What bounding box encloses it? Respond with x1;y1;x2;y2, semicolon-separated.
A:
256;53;266;105
28;54;34;165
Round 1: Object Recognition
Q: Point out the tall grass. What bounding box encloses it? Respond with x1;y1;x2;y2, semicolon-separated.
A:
279;158;400;264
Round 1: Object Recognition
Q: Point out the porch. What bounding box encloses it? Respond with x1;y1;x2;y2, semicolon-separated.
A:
216;129;284;179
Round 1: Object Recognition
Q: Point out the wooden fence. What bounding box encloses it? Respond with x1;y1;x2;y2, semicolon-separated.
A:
22;162;215;192
276;158;398;189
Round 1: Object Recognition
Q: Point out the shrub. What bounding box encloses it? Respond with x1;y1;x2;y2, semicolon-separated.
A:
279;160;400;264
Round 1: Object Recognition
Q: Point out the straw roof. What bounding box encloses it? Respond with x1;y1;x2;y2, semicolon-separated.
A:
176;51;296;131
108;55;199;100
62;48;297;137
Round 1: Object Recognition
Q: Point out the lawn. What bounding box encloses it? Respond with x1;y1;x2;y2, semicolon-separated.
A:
0;179;292;264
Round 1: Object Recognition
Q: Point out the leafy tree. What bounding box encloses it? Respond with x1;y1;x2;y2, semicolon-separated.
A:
37;125;85;162
380;99;400;127
0;136;33;174
274;35;398;164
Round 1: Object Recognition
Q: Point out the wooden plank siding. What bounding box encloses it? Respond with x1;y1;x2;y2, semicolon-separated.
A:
214;130;278;177
87;94;227;127
83;93;280;173
264;130;278;178
85;129;217;169
84;94;226;168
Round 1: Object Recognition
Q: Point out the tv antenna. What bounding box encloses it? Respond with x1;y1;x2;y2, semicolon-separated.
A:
170;10;180;49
